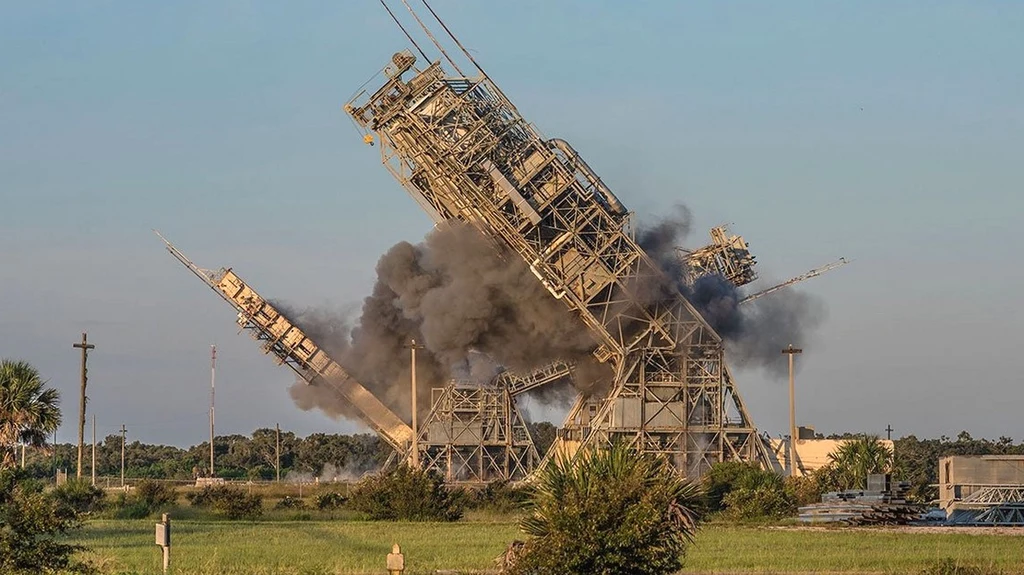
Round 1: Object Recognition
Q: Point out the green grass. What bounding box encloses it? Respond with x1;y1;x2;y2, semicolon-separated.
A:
72;520;1024;575
686;526;1024;574
76;519;519;575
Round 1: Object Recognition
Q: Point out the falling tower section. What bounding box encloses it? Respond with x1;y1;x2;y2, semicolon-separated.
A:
346;48;768;474
156;232;414;453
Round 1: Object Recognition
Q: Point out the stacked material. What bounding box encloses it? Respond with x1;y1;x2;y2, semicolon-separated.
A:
945;486;1024;526
799;481;923;525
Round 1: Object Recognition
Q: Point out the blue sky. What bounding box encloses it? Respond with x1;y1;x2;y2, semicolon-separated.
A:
1;1;1021;447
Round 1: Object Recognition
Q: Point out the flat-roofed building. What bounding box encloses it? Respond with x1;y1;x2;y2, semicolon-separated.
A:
939;455;1024;510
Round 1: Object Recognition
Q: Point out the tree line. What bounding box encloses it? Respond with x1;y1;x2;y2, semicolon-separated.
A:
894;432;1024;499
4;356;1021;495
16;425;1022;494
19;422;560;482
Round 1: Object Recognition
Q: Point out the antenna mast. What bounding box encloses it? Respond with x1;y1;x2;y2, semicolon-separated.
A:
210;344;216;477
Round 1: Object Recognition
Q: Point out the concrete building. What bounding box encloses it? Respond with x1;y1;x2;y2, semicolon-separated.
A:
938;455;1024;510
767;426;895;478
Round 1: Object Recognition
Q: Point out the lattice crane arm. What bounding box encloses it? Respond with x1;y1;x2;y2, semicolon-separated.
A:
494;360;575;397
154;230;223;287
155;232;414;452
739;258;849;304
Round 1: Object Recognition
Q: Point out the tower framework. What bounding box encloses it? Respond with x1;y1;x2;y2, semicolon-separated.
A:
415;383;540;483
346;46;769;475
157;233;414;453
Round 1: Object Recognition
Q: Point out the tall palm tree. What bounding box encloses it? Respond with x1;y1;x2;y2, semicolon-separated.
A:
0;359;62;468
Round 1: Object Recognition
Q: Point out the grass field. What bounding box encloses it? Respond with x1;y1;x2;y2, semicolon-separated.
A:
73;519;1024;575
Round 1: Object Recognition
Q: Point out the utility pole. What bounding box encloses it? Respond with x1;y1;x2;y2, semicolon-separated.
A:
886;424;893;441
406;339;425;468
782;344;803;478
210;345;216;478
120;424;127;488
72;333;95;480
275;423;281;482
91;414;97;486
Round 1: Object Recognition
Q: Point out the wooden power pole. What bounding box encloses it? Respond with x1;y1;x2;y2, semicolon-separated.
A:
72;333;95;480
275;423;281;482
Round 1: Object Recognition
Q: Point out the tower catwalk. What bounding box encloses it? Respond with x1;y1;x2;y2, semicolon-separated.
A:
346;42;769;474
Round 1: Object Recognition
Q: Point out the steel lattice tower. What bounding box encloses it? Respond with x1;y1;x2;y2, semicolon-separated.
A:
346;40;770;474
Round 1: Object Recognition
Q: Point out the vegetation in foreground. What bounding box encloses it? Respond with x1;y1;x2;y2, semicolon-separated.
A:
5;357;1024;574
70;520;1024;575
509;443;702;575
347;464;465;521
0;470;94;574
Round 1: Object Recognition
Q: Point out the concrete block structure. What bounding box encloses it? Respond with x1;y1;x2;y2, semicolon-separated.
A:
939;455;1024;510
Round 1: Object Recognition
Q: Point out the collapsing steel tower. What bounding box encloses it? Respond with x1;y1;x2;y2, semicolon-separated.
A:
159;230;543;482
345;5;769;474
155;232;414;453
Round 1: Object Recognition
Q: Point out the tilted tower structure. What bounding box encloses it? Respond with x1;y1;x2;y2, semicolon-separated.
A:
155;232;414;453
158;231;546;481
345;6;770;474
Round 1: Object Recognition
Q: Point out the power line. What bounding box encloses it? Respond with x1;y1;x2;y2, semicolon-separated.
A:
379;0;429;62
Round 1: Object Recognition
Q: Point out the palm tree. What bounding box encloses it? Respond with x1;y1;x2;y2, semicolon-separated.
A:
509;442;701;575
0;359;62;468
825;435;893;491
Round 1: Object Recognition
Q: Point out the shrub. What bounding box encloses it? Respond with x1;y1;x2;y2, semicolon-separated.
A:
110;492;151;520
508;442;702;575
116;501;152;520
469;480;529;514
135;480;177;510
704;461;795;520
274;496;306;510
314;491;347;511
919;558;1002;575
0;469;93;574
721;481;793;521
52;479;105;514
186;485;263;519
784;475;823;507
349;465;463;521
703;461;760;513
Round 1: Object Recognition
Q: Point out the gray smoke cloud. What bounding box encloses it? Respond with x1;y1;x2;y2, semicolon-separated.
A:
727;288;826;378
288;223;609;423
289;202;825;429
637;203;827;378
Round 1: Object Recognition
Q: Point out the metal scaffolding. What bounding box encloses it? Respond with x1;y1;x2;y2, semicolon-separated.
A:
677;226;758;288
414;383;540;483
947;486;1024;526
346;38;767;475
